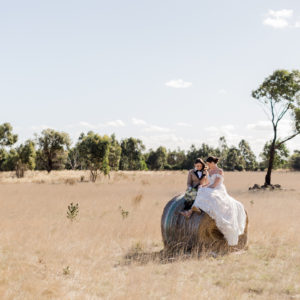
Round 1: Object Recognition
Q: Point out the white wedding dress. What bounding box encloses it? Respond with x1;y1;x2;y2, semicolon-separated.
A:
192;172;247;246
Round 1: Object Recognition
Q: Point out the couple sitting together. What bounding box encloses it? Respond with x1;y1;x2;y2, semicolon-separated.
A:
180;156;247;246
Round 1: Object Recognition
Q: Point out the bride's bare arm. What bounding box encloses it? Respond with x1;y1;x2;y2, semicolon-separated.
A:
208;169;223;188
208;177;221;188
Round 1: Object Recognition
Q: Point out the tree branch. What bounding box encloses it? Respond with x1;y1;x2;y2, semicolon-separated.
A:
275;103;291;126
270;99;275;127
276;132;300;148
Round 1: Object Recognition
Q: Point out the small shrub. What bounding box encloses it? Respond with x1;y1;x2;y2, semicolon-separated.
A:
67;202;79;221
119;206;129;219
63;266;70;275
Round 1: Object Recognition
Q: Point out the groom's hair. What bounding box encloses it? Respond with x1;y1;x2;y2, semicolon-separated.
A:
194;158;206;170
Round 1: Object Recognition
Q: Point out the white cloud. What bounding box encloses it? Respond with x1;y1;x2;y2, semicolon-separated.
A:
222;125;235;131
139;134;202;150
263;9;299;29
246;120;293;135
176;122;192;127
69;120;126;130
106;120;125;127
165;79;192;88
204;125;235;133
269;9;293;18
78;121;97;129
263;17;289;28
204;126;219;133
143;125;172;133
132;118;147;126
247;121;272;131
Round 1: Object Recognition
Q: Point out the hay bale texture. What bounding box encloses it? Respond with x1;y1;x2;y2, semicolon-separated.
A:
161;193;248;253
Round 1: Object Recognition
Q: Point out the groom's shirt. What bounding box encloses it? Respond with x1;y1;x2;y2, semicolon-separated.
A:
194;168;203;179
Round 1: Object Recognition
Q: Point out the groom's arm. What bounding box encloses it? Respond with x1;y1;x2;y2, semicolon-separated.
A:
199;170;208;185
187;171;193;189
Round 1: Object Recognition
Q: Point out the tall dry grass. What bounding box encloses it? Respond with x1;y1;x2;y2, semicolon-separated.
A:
0;170;299;299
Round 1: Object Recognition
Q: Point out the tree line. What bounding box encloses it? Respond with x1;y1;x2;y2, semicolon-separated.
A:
0;122;299;181
1;69;300;185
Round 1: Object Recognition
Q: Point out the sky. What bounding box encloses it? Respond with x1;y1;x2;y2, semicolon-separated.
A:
1;0;300;156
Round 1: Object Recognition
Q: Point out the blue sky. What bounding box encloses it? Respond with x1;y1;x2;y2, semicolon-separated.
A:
1;0;300;156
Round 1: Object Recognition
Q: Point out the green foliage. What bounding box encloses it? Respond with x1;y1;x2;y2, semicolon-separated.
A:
218;136;229;169
36;129;71;173
252;70;300;104
67;202;79;221
14;140;36;177
223;147;245;171
166;148;186;170
0;149;17;171
0;123;18;146
108;134;122;171
77;131;110;182
119;137;147;170
260;140;290;170
182;143;217;169
238;139;257;170
146;146;167;170
0;148;6;170
289;150;300;170
66;146;81;170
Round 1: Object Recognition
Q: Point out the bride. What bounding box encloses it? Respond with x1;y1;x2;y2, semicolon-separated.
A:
180;156;247;246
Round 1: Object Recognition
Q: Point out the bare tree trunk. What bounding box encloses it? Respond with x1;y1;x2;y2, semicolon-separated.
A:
90;169;98;182
264;141;275;186
265;125;277;186
47;156;52;173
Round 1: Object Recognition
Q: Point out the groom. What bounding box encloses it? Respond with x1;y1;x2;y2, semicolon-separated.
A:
183;158;208;211
187;158;207;190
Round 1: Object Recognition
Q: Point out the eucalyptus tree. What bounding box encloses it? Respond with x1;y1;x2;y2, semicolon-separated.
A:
76;131;110;182
252;69;300;185
36;129;71;172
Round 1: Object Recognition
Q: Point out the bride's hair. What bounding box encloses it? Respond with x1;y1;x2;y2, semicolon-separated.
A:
206;156;219;164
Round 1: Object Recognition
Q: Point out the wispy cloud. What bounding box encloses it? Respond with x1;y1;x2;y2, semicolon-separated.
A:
106;120;125;127
142;125;172;133
165;79;192;88
69;120;125;129
263;9;300;29
247;120;293;136
247;121;272;131
131;118;147;126
176;122;192;127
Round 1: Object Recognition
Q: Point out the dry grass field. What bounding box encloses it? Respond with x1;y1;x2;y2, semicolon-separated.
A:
0;170;300;300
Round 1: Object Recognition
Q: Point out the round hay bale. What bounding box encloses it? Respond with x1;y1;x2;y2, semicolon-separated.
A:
161;193;248;253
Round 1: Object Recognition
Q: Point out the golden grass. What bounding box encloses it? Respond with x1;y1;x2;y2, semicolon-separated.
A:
0;170;300;299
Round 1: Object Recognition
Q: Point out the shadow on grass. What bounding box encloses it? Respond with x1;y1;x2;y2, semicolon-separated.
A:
119;244;241;266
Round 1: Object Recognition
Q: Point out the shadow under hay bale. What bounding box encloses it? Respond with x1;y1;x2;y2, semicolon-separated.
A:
161;193;248;254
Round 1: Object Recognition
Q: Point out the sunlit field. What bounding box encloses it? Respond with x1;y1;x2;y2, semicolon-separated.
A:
0;170;300;299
